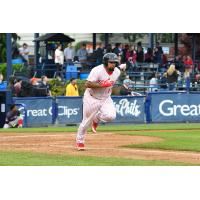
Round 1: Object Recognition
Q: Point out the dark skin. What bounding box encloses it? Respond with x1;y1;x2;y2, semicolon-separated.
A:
85;62;116;88
11;106;17;112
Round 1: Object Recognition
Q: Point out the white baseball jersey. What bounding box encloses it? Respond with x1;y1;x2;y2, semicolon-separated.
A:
76;64;121;144
85;64;121;100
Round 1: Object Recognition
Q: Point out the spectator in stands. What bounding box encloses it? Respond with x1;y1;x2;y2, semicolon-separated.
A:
126;45;137;71
113;43;122;57
77;43;88;68
153;42;163;65
54;44;64;78
12;37;19;59
64;43;75;66
162;53;168;65
148;72;158;92
183;55;193;90
137;41;143;50
156;42;163;53
123;75;133;86
164;64;179;90
105;44;112;53
159;73;168;90
195;74;200;84
0;73;3;84
39;76;52;96
3;104;23;128
95;43;104;65
65;78;79;96
19;43;30;66
29;77;49;97
145;48;154;63
184;55;193;75
14;78;22;97
121;44;129;63
174;55;184;73
136;42;144;63
120;79;132;96
30;77;40;86
113;43;122;63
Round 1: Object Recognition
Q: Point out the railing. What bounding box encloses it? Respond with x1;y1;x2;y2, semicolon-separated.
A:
33;63;57;78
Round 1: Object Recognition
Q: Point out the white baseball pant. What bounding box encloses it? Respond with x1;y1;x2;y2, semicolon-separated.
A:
3;118;19;128
76;92;116;144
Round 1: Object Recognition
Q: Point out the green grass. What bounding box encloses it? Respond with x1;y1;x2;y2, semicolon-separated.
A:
1;123;200;133
0;151;193;166
121;129;200;152
1;123;200;165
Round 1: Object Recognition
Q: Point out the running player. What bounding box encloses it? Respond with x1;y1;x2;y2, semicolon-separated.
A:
76;53;126;150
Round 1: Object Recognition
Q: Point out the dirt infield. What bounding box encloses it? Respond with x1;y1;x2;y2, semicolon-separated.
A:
1;131;200;164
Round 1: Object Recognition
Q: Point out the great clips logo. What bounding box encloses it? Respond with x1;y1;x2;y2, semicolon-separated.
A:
113;99;141;117
159;99;200;116
19;106;79;118
58;106;80;118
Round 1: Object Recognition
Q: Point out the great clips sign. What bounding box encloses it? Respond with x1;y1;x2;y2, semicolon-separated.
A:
56;97;83;124
150;93;200;122
14;97;54;125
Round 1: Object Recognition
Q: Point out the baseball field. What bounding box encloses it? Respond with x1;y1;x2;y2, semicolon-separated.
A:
1;123;200;166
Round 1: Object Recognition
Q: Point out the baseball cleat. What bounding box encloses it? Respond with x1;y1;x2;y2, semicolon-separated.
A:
76;143;85;151
92;121;98;133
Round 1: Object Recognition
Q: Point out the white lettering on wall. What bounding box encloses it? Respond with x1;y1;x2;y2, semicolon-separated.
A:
114;99;141;117
27;109;48;117
159;99;200;116
58;106;79;118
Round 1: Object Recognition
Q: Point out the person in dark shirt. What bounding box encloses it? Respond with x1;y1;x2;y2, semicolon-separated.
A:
120;79;132;95
153;42;163;64
136;46;144;63
39;76;52;96
121;44;129;63
174;55;184;73
105;44;112;53
95;43;104;65
145;48;154;63
113;43;122;56
3;104;23;128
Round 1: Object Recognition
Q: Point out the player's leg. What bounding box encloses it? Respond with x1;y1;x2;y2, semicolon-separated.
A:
76;95;101;149
92;97;116;133
3;124;10;128
18;116;23;128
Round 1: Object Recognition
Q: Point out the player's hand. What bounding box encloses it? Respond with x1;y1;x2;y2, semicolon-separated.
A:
100;80;114;87
119;64;126;71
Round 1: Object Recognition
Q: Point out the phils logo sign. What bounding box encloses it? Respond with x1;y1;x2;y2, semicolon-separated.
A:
113;98;141;117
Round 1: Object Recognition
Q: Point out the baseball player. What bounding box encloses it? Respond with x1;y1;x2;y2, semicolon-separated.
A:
76;53;126;150
3;104;23;128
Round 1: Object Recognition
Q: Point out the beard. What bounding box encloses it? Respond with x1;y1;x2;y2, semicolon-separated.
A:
108;67;115;72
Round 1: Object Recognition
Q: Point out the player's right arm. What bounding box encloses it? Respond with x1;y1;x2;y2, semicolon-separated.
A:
85;80;113;88
85;81;102;88
85;66;113;88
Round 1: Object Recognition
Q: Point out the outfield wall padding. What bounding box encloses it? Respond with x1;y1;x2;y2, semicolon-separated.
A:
13;96;146;126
